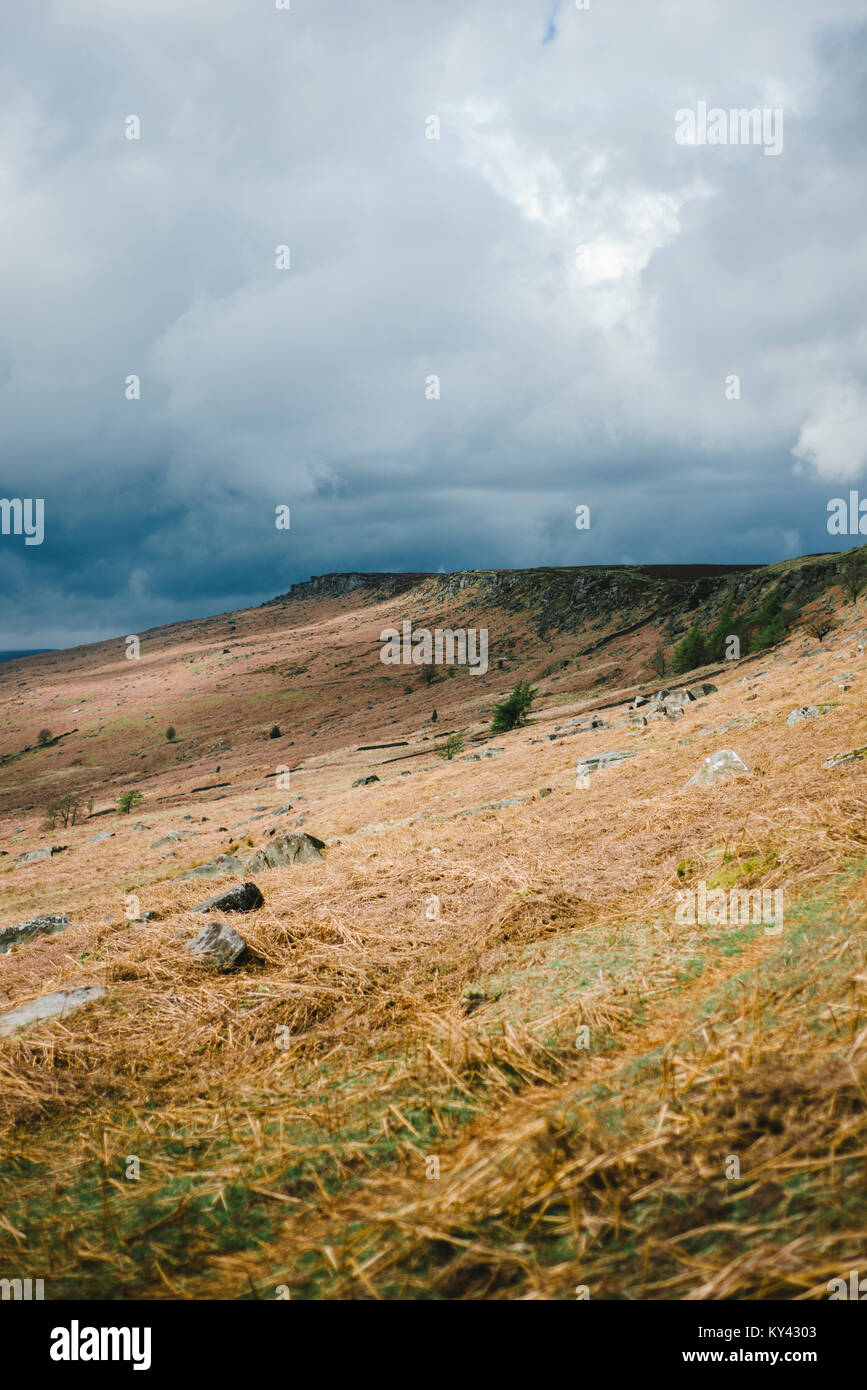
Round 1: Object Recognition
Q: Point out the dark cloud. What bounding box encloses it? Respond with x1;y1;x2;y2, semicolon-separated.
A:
0;0;865;646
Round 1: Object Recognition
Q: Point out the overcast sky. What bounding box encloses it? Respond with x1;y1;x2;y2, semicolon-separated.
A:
1;0;865;647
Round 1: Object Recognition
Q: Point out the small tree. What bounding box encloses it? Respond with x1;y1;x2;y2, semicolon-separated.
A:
491;679;537;734
838;548;866;603
165;726;177;742
437;731;466;760
420;665;437;686
46;793;82;828
806;614;837;642
671;623;708;674
37;728;52;747
117;789;144;815
650;647;667;677
269;724;281;739
707;600;735;662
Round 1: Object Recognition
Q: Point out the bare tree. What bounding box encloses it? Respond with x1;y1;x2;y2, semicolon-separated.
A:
837;548;866;604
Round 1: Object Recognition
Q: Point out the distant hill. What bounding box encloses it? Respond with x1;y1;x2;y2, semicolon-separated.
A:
0;649;53;664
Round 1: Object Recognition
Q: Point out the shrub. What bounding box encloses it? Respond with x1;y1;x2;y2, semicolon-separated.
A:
838;547;866;603
706;600;736;662
420;665;438;686
37;728;52;747
117;790;144;815
43;793;84;830
165;726;177;742
671;623;709;674
437;731;466;760
806;614;837;642
650;647;667;677
269;725;281;739
491;679;537;734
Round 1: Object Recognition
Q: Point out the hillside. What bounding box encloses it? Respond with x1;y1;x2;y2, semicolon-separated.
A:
0;548;866;1300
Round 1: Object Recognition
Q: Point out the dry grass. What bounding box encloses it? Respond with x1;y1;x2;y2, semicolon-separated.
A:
0;581;865;1299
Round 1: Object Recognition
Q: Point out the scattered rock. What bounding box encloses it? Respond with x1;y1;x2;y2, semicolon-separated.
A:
245;831;326;871
538;787;553;798
352;775;380;787
186;921;250;971
85;832;115;843
189;882;264;914
175;853;248;881
0;913;73;955
787;706;830;726
685;749;750;787
689;683;718;698
823;746;867;771
0;985;105;1038
576;749;637;775
16;845;67;865
150;831;188;849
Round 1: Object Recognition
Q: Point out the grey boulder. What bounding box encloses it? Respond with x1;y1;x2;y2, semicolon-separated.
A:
246;831;325;871
576;749;637;775
186;921;250;970
16;845;67;865
190;882;264;914
823;745;867;770
787;706;829;726
175;853;248;880
685;749;750;787
0;913;73;955
0;985;105;1038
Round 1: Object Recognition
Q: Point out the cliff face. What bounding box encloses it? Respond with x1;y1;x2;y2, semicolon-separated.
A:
264;572;428;605
264;553;851;638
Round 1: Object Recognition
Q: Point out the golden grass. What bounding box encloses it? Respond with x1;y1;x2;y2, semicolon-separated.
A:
0;587;865;1298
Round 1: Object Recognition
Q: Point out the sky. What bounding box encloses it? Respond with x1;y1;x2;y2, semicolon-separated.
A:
1;0;866;647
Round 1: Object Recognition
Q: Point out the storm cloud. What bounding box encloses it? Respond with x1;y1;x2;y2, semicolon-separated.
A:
1;0;865;646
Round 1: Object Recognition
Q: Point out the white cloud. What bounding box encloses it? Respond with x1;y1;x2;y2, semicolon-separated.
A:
791;384;867;481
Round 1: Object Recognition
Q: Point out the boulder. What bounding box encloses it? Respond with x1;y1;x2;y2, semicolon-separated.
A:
189;882;264;914
352;774;380;787
787;706;829;726
823;746;867;771
86;831;115;843
16;845;67;865
175;853;248;881
0;985;105;1038
685;749;750;787
186;921;250;970
576;749;637;775
689;683;718;698
150;831;189;849
0;913;73;955
246;831;325;871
